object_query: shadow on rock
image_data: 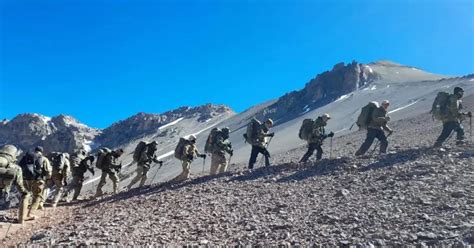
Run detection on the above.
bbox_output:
[359,147,431,172]
[277,157,351,183]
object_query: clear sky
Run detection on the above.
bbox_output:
[1,0,473,128]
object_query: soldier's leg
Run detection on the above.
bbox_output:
[138,167,149,187]
[315,145,323,160]
[248,146,259,169]
[453,122,465,143]
[355,129,377,156]
[18,192,30,224]
[28,180,45,217]
[127,166,143,189]
[434,122,455,146]
[210,154,220,175]
[52,175,64,207]
[376,130,389,154]
[260,147,271,167]
[300,143,317,163]
[218,154,228,173]
[95,172,108,196]
[109,172,120,194]
[72,176,84,201]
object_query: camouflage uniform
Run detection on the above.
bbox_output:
[66,155,95,201]
[0,145,30,224]
[355,106,392,155]
[48,153,70,207]
[174,140,204,182]
[299,117,332,163]
[434,92,467,146]
[248,123,273,169]
[95,150,123,196]
[24,151,52,219]
[127,143,162,189]
[210,130,232,175]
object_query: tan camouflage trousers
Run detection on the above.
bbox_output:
[95,170,119,196]
[174,160,191,182]
[210,153,227,175]
[24,180,45,217]
[50,172,66,207]
[127,164,149,189]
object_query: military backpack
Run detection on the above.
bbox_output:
[356,101,379,129]
[430,92,450,121]
[95,147,112,170]
[133,141,148,163]
[0,154,16,189]
[299,119,315,140]
[18,152,43,180]
[49,152,66,171]
[174,138,188,161]
[243,118,261,145]
[204,128,223,153]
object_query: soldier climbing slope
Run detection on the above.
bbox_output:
[299,113,334,163]
[127,141,163,190]
[95,148,124,197]
[205,127,233,175]
[0,145,30,224]
[47,152,70,208]
[355,100,393,156]
[245,118,274,169]
[65,154,95,202]
[173,135,206,182]
[432,87,472,147]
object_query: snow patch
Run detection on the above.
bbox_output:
[301,105,311,114]
[469,78,474,82]
[159,117,184,130]
[388,99,421,114]
[364,65,373,73]
[335,94,351,103]
[370,85,377,90]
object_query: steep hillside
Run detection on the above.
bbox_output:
[3,96,473,246]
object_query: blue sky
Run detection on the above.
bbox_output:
[1,0,473,128]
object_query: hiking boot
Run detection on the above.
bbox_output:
[456,140,465,145]
[25,215,36,221]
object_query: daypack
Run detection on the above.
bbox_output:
[204,128,223,153]
[0,154,16,188]
[133,141,148,163]
[49,152,66,171]
[174,138,188,160]
[96,147,112,170]
[299,119,315,140]
[18,152,43,180]
[243,118,261,145]
[431,92,450,120]
[356,101,379,129]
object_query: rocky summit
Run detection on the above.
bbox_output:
[3,103,473,246]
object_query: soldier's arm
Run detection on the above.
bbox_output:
[43,158,52,179]
[14,166,28,195]
[62,157,70,180]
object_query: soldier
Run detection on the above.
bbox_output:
[433,87,472,147]
[299,113,334,163]
[127,141,163,189]
[19,146,52,220]
[95,148,124,197]
[66,154,95,201]
[47,152,70,207]
[209,128,233,175]
[173,135,206,182]
[0,145,30,224]
[248,119,274,169]
[355,100,393,156]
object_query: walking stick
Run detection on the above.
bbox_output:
[258,136,273,167]
[149,161,164,185]
[470,115,472,142]
[202,156,206,174]
[329,136,333,159]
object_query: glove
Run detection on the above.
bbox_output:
[159,161,164,166]
[268,132,275,137]
[386,116,391,121]
[199,154,207,159]
[327,132,334,138]
[91,169,95,176]
[388,129,394,135]
[228,149,234,156]
[63,180,68,187]
[187,154,194,161]
[467,111,472,118]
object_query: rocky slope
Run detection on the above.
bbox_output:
[0,114,99,154]
[4,95,473,246]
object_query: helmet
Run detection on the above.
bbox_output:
[0,145,18,158]
[222,127,230,134]
[454,87,464,94]
[35,146,44,153]
[381,100,390,106]
[188,135,197,142]
[265,119,274,127]
[150,141,158,146]
[114,148,124,156]
[321,113,331,120]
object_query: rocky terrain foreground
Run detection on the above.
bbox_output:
[2,108,474,246]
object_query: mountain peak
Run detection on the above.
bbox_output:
[369,60,404,67]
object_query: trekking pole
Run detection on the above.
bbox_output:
[150,162,164,185]
[470,115,472,142]
[329,137,333,159]
[202,156,206,174]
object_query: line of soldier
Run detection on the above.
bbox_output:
[0,87,471,224]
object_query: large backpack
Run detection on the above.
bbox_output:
[204,128,222,153]
[95,148,112,170]
[174,138,188,160]
[49,152,66,171]
[299,119,315,140]
[430,92,450,120]
[0,154,17,188]
[243,118,261,145]
[18,152,43,180]
[356,102,379,129]
[133,141,148,163]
